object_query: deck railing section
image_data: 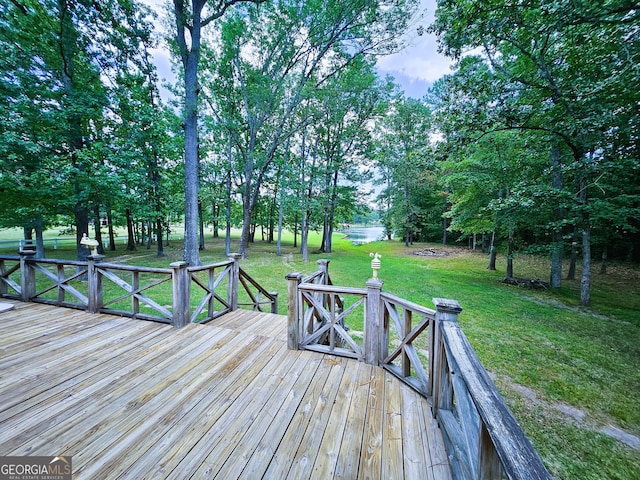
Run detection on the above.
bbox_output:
[287,260,552,480]
[0,250,277,328]
[0,255,25,299]
[238,267,278,313]
[381,291,436,397]
[187,260,234,324]
[91,260,174,323]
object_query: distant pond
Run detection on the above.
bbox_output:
[343,226,387,245]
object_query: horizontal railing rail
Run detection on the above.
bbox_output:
[286,260,552,480]
[0,251,275,328]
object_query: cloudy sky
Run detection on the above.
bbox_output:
[376,0,455,98]
[145,0,454,100]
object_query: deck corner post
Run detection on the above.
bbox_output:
[229,253,241,311]
[430,297,462,409]
[286,272,303,349]
[364,278,384,365]
[270,291,278,314]
[87,255,104,313]
[19,249,36,302]
[171,261,190,328]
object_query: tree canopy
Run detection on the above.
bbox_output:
[1,0,638,307]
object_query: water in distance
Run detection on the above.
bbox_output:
[344,226,386,245]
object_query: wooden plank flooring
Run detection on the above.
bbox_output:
[0,301,451,479]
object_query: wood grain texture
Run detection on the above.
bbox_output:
[0,300,451,479]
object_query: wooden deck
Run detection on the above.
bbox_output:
[0,301,451,479]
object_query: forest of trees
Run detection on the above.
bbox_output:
[1,0,638,306]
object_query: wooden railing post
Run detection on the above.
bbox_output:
[0,258,7,296]
[171,261,190,328]
[317,259,330,281]
[19,249,36,302]
[286,272,303,350]
[229,253,241,311]
[364,278,384,365]
[430,298,463,410]
[87,255,104,313]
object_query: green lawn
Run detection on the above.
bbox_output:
[2,227,639,479]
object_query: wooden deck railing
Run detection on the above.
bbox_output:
[0,250,277,327]
[287,260,552,480]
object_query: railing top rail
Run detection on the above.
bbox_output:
[298,282,367,297]
[0,255,20,261]
[188,259,233,273]
[23,258,88,267]
[301,270,324,284]
[239,268,277,300]
[381,291,436,317]
[95,262,172,275]
[441,320,551,479]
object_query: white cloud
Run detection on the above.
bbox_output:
[376,0,455,94]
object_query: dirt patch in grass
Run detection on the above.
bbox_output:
[410,245,473,257]
[498,374,640,451]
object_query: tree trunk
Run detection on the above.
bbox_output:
[579,176,591,306]
[581,212,591,306]
[487,231,497,270]
[146,220,153,250]
[238,199,253,257]
[442,191,449,246]
[198,201,205,250]
[125,208,136,251]
[93,204,104,254]
[34,216,45,259]
[550,145,563,288]
[75,204,90,261]
[301,211,310,263]
[225,169,232,256]
[567,228,578,280]
[107,206,116,251]
[174,0,204,266]
[325,169,339,254]
[140,220,146,246]
[212,203,219,238]
[600,246,608,274]
[156,219,165,257]
[506,225,514,280]
[276,174,285,256]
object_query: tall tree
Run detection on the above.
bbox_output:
[171,0,266,266]
[375,95,436,245]
[203,0,418,258]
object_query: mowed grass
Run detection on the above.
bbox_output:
[2,228,639,479]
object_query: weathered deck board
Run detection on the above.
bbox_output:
[0,300,452,479]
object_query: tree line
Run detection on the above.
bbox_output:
[1,0,638,307]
